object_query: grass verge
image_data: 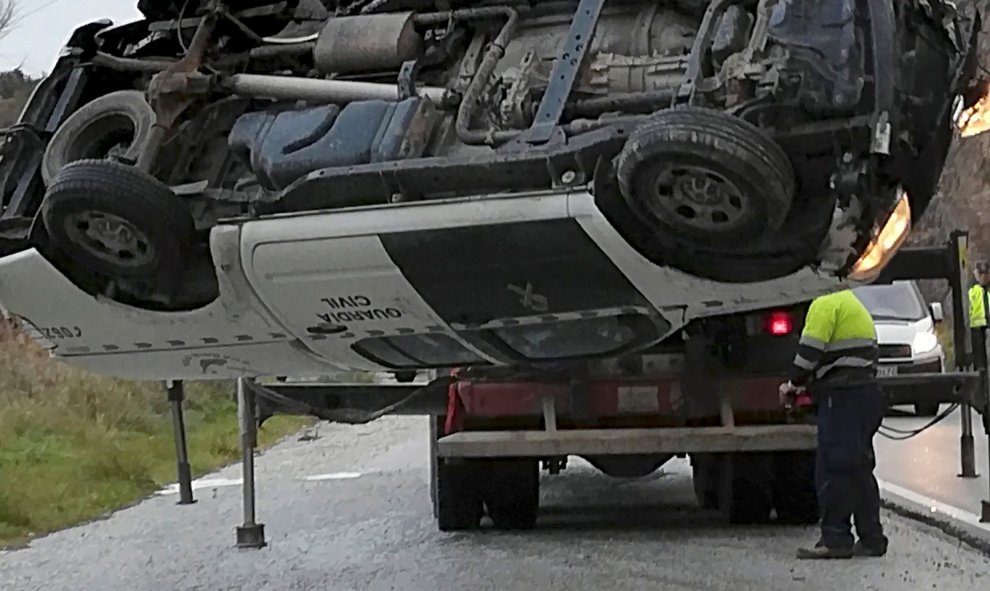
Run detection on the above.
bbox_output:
[0,322,311,549]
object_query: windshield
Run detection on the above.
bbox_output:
[852,281,927,321]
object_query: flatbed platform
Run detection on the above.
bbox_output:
[436,424,818,458]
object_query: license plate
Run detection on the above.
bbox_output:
[877,365,898,377]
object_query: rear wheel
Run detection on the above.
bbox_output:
[616,106,795,249]
[435,459,485,531]
[772,450,820,525]
[716,453,774,524]
[690,453,720,510]
[483,459,540,530]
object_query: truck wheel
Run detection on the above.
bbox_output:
[771,450,820,525]
[690,453,719,510]
[717,453,774,525]
[483,459,540,530]
[435,459,484,531]
[616,106,795,248]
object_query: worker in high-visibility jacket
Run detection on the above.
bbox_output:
[779,289,887,560]
[968,261,990,329]
[969,262,990,371]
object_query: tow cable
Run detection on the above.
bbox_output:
[877,403,961,440]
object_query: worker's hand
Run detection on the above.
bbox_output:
[778,381,804,406]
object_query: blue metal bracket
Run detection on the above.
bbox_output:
[523,0,606,145]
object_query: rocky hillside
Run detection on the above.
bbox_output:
[904,2,989,310]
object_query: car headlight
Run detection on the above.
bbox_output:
[849,191,911,283]
[912,331,939,356]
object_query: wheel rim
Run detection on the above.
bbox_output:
[63,210,156,269]
[649,164,749,235]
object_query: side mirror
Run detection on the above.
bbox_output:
[930,302,944,323]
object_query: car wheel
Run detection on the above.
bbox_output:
[40,159,197,284]
[41,90,157,185]
[616,106,795,248]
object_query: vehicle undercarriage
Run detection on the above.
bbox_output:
[0,0,981,314]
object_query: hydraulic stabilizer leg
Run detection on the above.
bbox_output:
[235,377,266,549]
[167,380,196,505]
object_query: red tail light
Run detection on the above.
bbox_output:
[766,311,794,336]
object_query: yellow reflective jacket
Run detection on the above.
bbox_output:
[789,289,878,387]
[969,284,988,328]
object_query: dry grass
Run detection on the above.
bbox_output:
[0,320,310,548]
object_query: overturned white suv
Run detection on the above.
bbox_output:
[0,0,983,380]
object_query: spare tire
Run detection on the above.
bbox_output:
[40,159,197,284]
[41,90,156,186]
[616,106,795,248]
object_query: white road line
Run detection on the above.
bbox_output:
[155,478,243,496]
[302,472,363,482]
[155,472,364,495]
[876,478,990,535]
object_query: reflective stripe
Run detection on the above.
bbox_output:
[799,335,826,350]
[824,338,877,352]
[794,354,818,370]
[815,356,875,379]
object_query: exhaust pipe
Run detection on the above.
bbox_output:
[223,73,448,104]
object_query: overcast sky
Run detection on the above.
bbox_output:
[0,0,142,75]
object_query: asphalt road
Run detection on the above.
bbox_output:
[875,405,989,513]
[2,415,990,591]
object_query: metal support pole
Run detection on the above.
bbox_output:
[981,330,990,520]
[959,404,978,478]
[983,411,990,521]
[166,380,196,505]
[950,231,978,478]
[235,378,266,549]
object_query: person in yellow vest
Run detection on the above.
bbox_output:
[969,261,990,367]
[779,289,887,559]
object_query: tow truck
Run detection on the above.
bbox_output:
[156,231,984,546]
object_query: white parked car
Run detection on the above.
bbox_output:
[852,280,945,416]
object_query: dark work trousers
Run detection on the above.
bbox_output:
[814,382,887,550]
[971,327,987,370]
[972,328,990,433]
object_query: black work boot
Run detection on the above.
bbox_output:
[853,540,887,557]
[796,544,854,559]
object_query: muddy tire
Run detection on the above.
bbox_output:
[40,159,196,284]
[616,106,795,248]
[41,90,156,185]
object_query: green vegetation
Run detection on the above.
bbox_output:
[0,61,310,549]
[0,321,310,548]
[0,68,36,127]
